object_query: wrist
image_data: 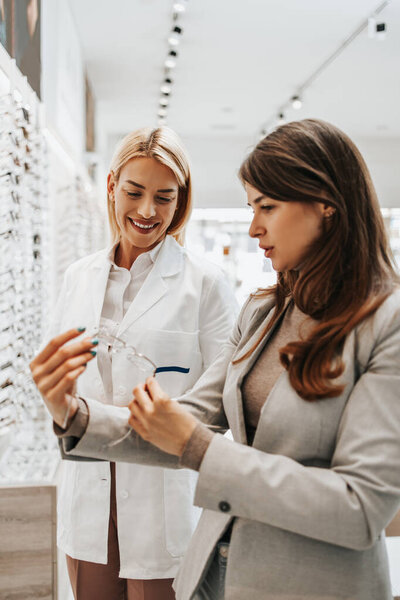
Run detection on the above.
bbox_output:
[58,394,79,430]
[178,416,198,457]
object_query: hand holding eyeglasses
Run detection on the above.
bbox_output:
[128,377,198,457]
[29,328,97,429]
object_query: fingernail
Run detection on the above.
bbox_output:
[90,350,97,357]
[77,326,86,332]
[91,338,99,346]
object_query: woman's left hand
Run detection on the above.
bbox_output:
[128,377,198,456]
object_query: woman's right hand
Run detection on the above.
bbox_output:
[29,328,97,429]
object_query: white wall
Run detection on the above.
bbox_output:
[41,0,85,161]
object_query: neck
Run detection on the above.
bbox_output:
[114,238,163,269]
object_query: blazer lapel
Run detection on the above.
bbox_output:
[118,235,183,336]
[229,296,292,444]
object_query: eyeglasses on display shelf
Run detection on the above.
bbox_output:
[0,90,56,484]
[54,176,107,293]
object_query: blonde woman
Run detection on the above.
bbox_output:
[31,127,237,599]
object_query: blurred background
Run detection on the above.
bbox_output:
[0,1,399,598]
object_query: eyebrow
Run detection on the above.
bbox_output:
[125,179,177,193]
[247,195,265,206]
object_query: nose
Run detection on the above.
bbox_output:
[248,213,264,239]
[137,196,156,219]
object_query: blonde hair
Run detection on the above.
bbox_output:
[107,127,192,245]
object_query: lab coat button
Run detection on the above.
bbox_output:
[118,385,127,395]
[218,501,231,513]
[121,490,129,499]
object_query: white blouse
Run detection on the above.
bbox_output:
[97,239,163,403]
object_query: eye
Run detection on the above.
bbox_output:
[261,204,275,212]
[127,192,141,198]
[156,196,173,203]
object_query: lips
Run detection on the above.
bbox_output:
[128,217,159,233]
[261,246,274,258]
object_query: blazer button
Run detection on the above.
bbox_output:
[218,501,231,513]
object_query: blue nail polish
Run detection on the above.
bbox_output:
[90,350,97,357]
[77,326,86,332]
[91,338,99,346]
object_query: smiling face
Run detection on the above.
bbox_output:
[246,182,331,272]
[108,157,179,266]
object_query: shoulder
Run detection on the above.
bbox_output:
[237,288,276,334]
[355,286,400,362]
[63,248,109,280]
[180,244,227,282]
[358,286,400,337]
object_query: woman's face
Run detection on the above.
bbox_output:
[108,157,179,257]
[246,182,329,272]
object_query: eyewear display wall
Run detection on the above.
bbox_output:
[0,91,55,482]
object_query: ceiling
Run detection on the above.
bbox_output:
[68,0,400,208]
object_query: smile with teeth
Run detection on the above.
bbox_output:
[128,218,158,230]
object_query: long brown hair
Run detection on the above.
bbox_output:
[237,119,398,401]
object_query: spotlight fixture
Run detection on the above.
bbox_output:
[368,16,387,39]
[277,113,286,125]
[376,22,387,40]
[158,117,167,126]
[165,50,178,69]
[161,78,173,94]
[168,26,183,47]
[158,107,167,117]
[160,97,169,107]
[173,2,186,14]
[291,95,302,110]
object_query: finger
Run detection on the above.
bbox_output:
[38,352,94,395]
[30,327,87,367]
[146,377,169,402]
[47,365,86,402]
[132,384,153,413]
[34,337,97,380]
[128,413,150,441]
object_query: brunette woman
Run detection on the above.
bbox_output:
[36,119,400,599]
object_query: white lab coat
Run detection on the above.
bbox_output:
[48,235,238,579]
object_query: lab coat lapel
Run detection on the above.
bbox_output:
[89,248,112,330]
[229,296,291,444]
[118,236,183,336]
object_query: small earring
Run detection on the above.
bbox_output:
[325,209,336,218]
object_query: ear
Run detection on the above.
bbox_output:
[322,203,336,218]
[107,171,116,201]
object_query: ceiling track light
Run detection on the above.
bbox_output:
[291,95,302,110]
[168,25,183,46]
[256,0,390,140]
[158,108,167,117]
[173,2,186,15]
[277,113,286,125]
[160,97,169,107]
[165,49,178,69]
[161,78,173,94]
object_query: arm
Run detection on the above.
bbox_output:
[194,304,400,550]
[58,327,238,463]
[57,295,255,462]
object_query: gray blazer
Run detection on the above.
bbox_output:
[60,288,400,600]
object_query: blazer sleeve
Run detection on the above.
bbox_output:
[193,295,400,550]
[58,295,249,464]
[198,270,239,370]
